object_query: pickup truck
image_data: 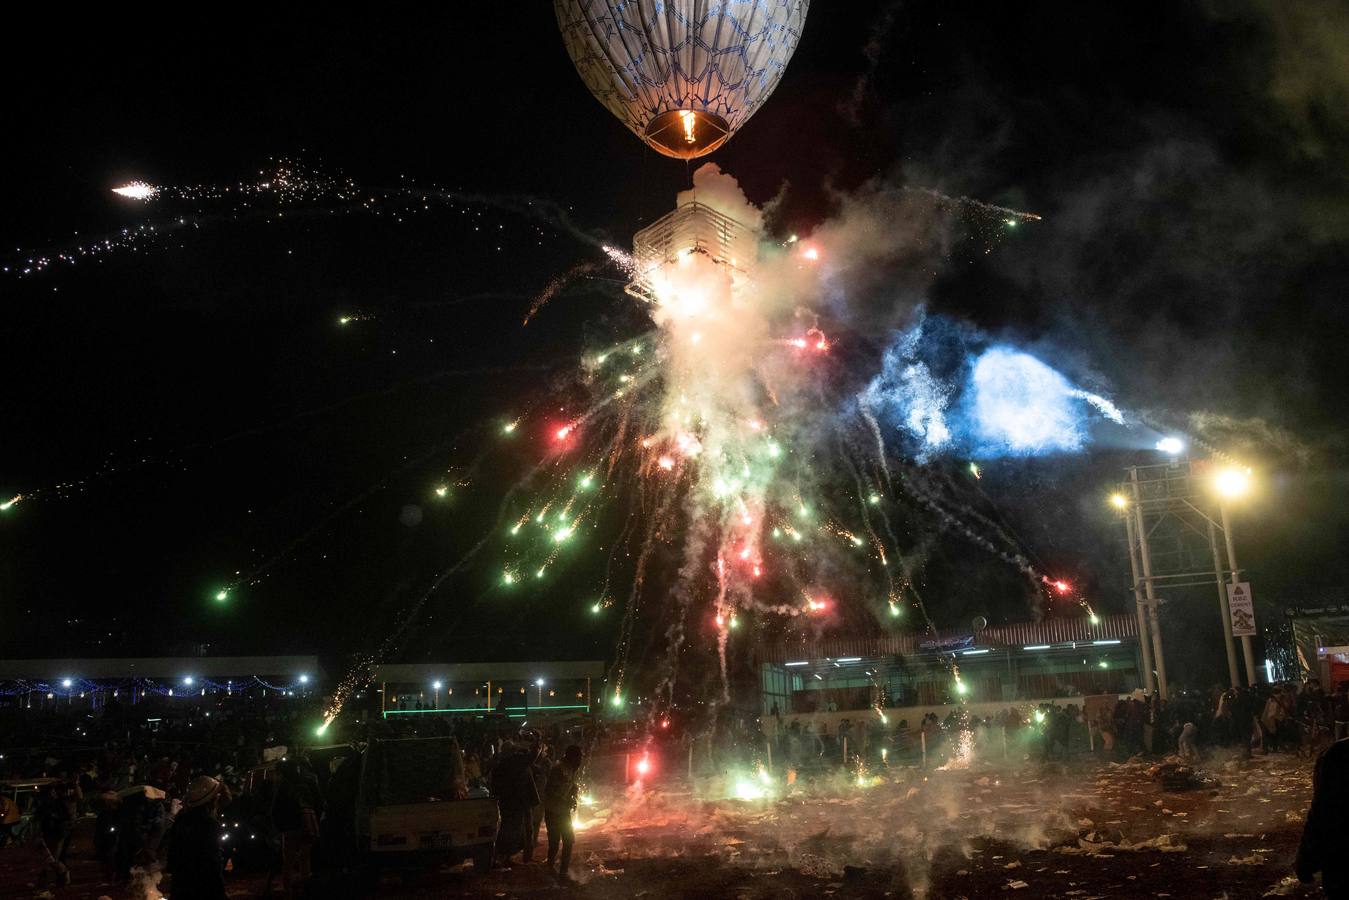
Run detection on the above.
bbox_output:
[354,736,498,871]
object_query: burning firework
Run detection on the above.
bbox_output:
[112,181,160,200]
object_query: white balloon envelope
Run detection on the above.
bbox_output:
[555,0,810,159]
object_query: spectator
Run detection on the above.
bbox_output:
[168,776,228,900]
[544,745,583,884]
[1297,738,1349,896]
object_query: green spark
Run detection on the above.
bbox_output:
[509,524,521,536]
[888,604,901,618]
[502,421,518,435]
[578,473,594,489]
[868,493,880,505]
[502,571,516,586]
[591,602,602,614]
[553,526,574,543]
[850,536,864,547]
[536,567,546,579]
[434,485,448,498]
[214,589,229,602]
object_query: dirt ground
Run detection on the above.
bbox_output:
[0,751,1324,899]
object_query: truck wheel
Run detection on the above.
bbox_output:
[472,844,493,872]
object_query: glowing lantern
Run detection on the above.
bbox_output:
[555,0,810,159]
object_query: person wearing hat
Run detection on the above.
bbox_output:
[168,775,229,900]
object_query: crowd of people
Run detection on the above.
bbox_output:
[0,696,592,894]
[761,679,1349,772]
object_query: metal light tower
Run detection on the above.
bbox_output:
[1114,446,1254,692]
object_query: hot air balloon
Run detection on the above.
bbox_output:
[555,0,810,160]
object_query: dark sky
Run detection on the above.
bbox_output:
[2,3,1347,685]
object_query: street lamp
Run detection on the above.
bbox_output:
[1215,467,1250,498]
[432,680,442,709]
[1213,467,1257,685]
[1109,493,1129,510]
[535,678,545,708]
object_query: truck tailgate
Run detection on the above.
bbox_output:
[369,798,498,852]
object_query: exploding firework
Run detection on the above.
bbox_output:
[8,157,1160,733]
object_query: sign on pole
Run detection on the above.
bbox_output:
[1227,582,1257,636]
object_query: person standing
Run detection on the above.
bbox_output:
[490,742,539,866]
[528,742,550,860]
[272,759,323,898]
[544,745,583,884]
[168,776,228,900]
[1297,738,1349,897]
[35,777,81,886]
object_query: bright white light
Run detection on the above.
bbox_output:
[732,778,765,800]
[112,182,159,200]
[432,680,443,690]
[535,678,545,686]
[1155,437,1185,454]
[183,677,194,686]
[1215,467,1251,498]
[61,678,73,688]
[299,674,309,684]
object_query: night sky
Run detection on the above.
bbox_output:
[3,3,1347,686]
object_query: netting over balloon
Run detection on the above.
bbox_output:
[555,0,809,158]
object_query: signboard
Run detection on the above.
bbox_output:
[1227,582,1257,636]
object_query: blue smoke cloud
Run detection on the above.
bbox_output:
[859,314,1128,459]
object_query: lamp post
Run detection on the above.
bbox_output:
[1128,469,1169,700]
[432,680,442,710]
[1207,517,1241,688]
[1215,467,1258,686]
[536,678,545,708]
[1114,494,1157,697]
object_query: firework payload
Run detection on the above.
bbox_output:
[555,0,809,159]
